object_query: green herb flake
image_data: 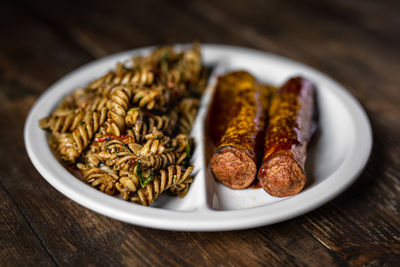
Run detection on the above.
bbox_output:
[172,174,177,183]
[185,138,191,158]
[162,52,169,62]
[128,107,140,112]
[137,161,154,188]
[105,141,115,148]
[143,172,153,188]
[80,121,85,125]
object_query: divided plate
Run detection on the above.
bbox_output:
[24,44,372,231]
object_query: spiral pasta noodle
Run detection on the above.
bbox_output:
[40,43,207,206]
[170,177,194,198]
[54,107,108,161]
[178,98,200,135]
[132,165,194,206]
[77,164,119,195]
[88,66,155,91]
[93,85,134,137]
[40,110,85,134]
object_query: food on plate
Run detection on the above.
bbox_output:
[257,77,316,197]
[208,73,317,197]
[209,71,271,189]
[40,41,318,203]
[39,43,209,206]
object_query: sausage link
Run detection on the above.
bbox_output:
[257,77,315,197]
[210,71,269,189]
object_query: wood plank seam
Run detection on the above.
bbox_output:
[171,0,280,53]
[20,0,98,60]
[0,178,59,266]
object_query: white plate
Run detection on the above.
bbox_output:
[24,44,372,231]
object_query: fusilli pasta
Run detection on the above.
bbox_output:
[40,43,208,206]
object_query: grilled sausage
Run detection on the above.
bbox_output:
[210,71,269,189]
[257,77,315,197]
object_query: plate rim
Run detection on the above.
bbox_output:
[24,44,372,231]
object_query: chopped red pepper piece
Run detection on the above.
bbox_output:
[95,134,134,144]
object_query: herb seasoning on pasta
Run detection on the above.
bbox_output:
[39,43,208,206]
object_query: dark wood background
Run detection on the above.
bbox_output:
[1,0,399,266]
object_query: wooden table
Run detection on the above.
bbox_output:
[1,0,399,266]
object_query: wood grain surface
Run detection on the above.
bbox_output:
[1,0,399,266]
